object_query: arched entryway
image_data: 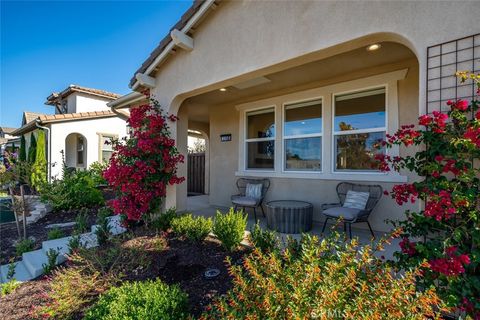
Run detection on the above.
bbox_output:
[65,133,87,169]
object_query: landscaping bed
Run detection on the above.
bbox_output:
[0,225,248,319]
[0,208,99,265]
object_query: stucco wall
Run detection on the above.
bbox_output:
[206,59,419,232]
[71,93,112,114]
[149,0,479,114]
[140,0,478,224]
[49,117,127,179]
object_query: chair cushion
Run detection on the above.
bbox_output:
[323,207,361,221]
[231,195,258,207]
[245,183,262,199]
[343,190,369,210]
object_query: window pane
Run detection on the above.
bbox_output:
[334,88,385,131]
[247,108,275,139]
[77,137,84,151]
[247,141,274,169]
[284,99,322,136]
[335,132,385,171]
[102,151,113,163]
[77,151,84,165]
[102,136,113,151]
[285,137,321,171]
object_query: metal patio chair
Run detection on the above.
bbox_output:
[321,182,383,239]
[231,178,270,222]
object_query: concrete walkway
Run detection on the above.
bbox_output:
[0,215,127,284]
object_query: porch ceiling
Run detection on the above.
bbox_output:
[185,41,415,113]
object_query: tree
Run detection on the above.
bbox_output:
[19,135,26,162]
[28,133,37,164]
[31,130,47,191]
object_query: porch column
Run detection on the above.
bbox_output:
[165,104,188,212]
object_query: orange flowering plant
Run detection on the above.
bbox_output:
[377,72,480,317]
[200,232,443,320]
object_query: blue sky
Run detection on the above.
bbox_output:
[1,0,193,128]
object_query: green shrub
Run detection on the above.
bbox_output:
[47,227,65,240]
[68,234,81,253]
[33,240,146,319]
[201,233,443,320]
[249,222,279,253]
[27,133,37,164]
[171,214,212,242]
[31,130,47,191]
[42,248,59,274]
[95,207,112,246]
[89,161,108,186]
[40,154,104,211]
[75,208,89,234]
[15,238,34,256]
[1,280,21,296]
[151,207,177,231]
[84,279,189,320]
[212,208,247,251]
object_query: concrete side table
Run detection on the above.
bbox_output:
[266,200,313,233]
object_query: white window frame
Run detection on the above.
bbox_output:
[244,106,276,171]
[282,97,324,173]
[332,86,387,173]
[97,133,117,164]
[235,69,407,182]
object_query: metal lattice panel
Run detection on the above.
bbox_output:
[427,33,480,114]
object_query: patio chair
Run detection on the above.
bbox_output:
[321,182,382,239]
[231,178,270,222]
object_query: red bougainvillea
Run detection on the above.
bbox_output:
[377,72,480,317]
[103,94,184,221]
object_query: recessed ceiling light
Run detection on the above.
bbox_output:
[366,43,381,52]
[219,88,227,92]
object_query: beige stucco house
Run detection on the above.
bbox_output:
[12,85,128,180]
[109,0,480,231]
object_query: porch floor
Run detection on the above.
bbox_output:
[186,195,401,260]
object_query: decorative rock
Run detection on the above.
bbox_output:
[0,215,126,284]
[45,222,76,229]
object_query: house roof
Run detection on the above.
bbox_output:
[128,0,213,88]
[12,110,117,136]
[23,112,45,125]
[45,85,121,106]
[0,127,17,134]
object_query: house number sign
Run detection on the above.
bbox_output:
[220,134,232,142]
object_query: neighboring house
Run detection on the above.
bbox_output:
[12,85,128,180]
[109,0,480,231]
[0,126,20,148]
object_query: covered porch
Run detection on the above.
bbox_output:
[186,195,401,260]
[174,37,420,234]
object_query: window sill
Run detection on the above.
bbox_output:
[235,171,407,183]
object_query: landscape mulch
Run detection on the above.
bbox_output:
[0,225,249,319]
[0,208,98,265]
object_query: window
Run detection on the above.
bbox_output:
[60,100,68,114]
[101,135,114,163]
[245,108,275,169]
[334,88,386,171]
[284,99,322,171]
[77,136,85,166]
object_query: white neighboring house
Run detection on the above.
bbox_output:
[0,127,20,153]
[12,85,128,180]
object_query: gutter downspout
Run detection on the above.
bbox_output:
[35,120,51,183]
